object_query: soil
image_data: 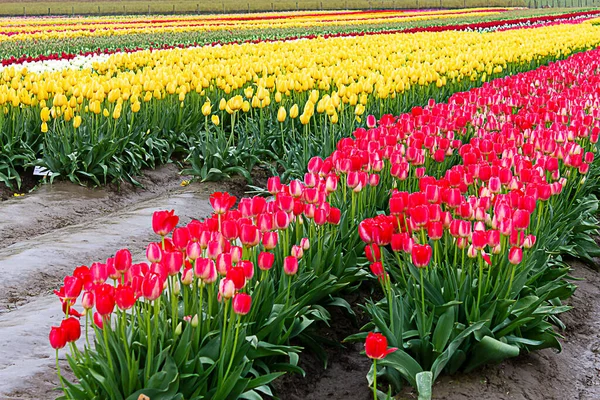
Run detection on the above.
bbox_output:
[0,166,599,400]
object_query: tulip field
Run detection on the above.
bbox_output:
[1,6,600,400]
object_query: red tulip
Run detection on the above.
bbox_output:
[291,245,304,259]
[142,273,163,301]
[95,290,115,316]
[61,317,81,343]
[232,293,252,315]
[93,312,104,329]
[369,262,384,278]
[49,326,67,350]
[226,267,246,290]
[164,251,184,276]
[90,262,108,285]
[267,176,282,194]
[146,242,162,263]
[365,332,397,360]
[262,231,278,250]
[186,241,202,261]
[411,244,432,268]
[328,207,341,225]
[115,285,136,310]
[152,210,179,236]
[513,210,530,230]
[219,278,235,300]
[240,224,260,247]
[210,192,237,215]
[284,256,299,275]
[63,275,83,300]
[508,247,523,265]
[82,291,94,310]
[366,115,377,128]
[172,227,191,251]
[365,244,381,263]
[114,249,132,274]
[258,252,275,271]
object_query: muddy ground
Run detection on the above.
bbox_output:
[0,166,599,399]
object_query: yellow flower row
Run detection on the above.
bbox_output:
[0,8,507,43]
[1,22,598,131]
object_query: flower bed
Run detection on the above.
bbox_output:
[48,44,600,399]
[2,21,600,192]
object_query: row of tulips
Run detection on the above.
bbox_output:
[0,9,506,43]
[47,31,600,400]
[3,21,600,189]
[3,8,582,65]
[350,49,600,397]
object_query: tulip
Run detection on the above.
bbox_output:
[142,273,163,301]
[146,242,162,263]
[232,293,252,315]
[82,291,94,310]
[206,240,223,260]
[369,262,385,278]
[226,267,246,290]
[172,227,191,251]
[115,285,136,310]
[267,176,282,194]
[93,312,104,329]
[163,251,184,276]
[95,291,115,316]
[262,231,278,250]
[90,262,108,285]
[209,192,237,215]
[60,317,81,343]
[365,244,381,263]
[258,252,275,271]
[328,207,341,225]
[240,225,260,247]
[411,244,432,268]
[240,260,255,280]
[274,210,291,230]
[365,332,397,360]
[284,256,299,275]
[508,247,523,265]
[219,278,235,300]
[152,210,179,236]
[49,326,67,350]
[114,249,132,274]
[291,245,304,259]
[230,246,243,264]
[366,115,377,128]
[216,253,232,276]
[63,276,83,300]
[186,241,202,261]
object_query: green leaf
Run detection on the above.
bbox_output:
[416,371,433,400]
[432,308,454,353]
[464,336,520,373]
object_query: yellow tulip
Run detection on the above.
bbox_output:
[73,115,82,129]
[211,115,220,126]
[277,106,286,123]
[290,104,299,119]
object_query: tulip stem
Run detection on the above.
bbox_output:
[285,275,292,309]
[145,302,152,384]
[198,282,204,342]
[372,359,378,400]
[475,256,484,319]
[85,310,91,348]
[55,349,66,394]
[102,316,114,372]
[224,315,240,379]
[419,268,426,334]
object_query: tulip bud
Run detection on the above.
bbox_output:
[508,247,523,265]
[174,322,182,336]
[219,278,235,299]
[284,256,299,276]
[60,317,81,343]
[365,332,397,360]
[191,314,199,327]
[258,252,275,271]
[114,249,132,274]
[232,293,252,315]
[49,326,67,350]
[146,242,162,263]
